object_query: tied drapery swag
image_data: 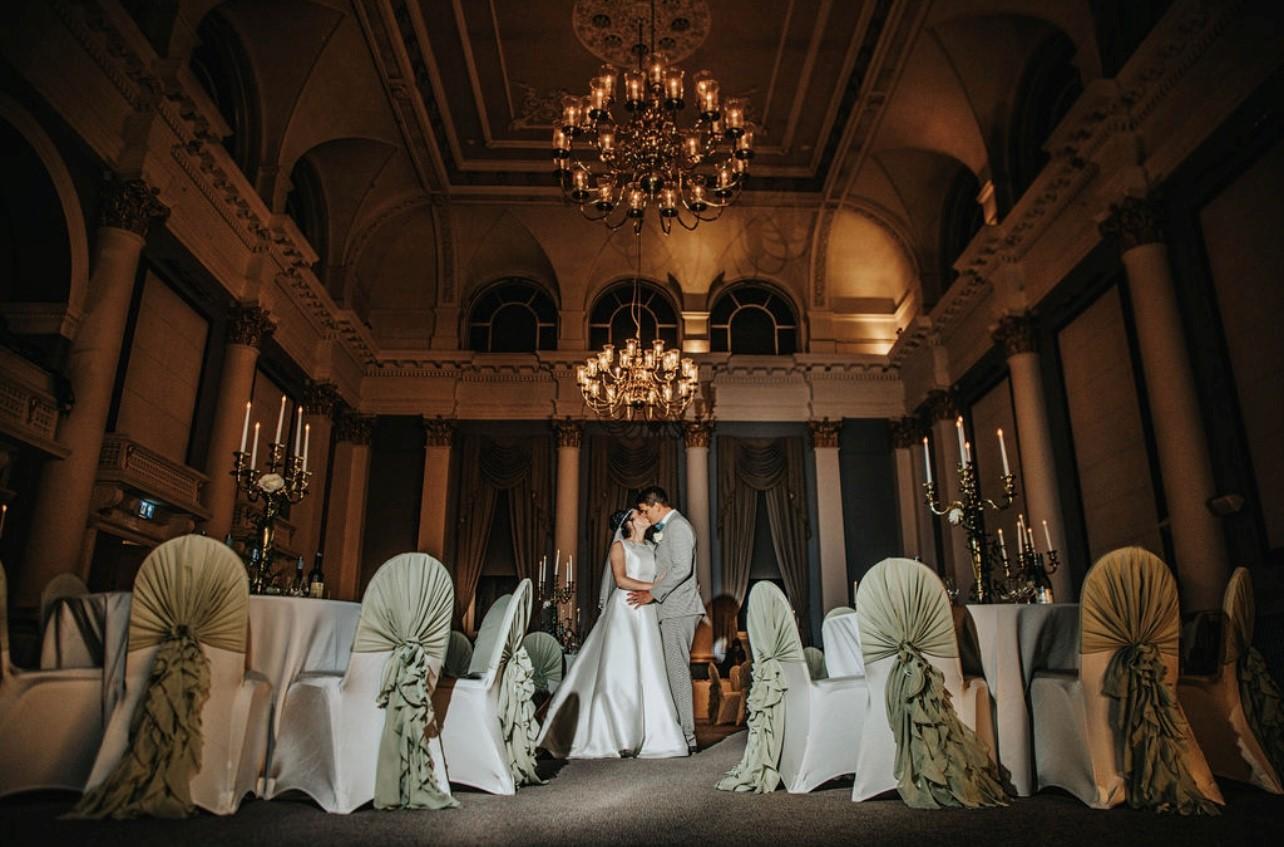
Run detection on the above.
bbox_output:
[1224,567,1284,779]
[355,553,458,810]
[716,582,803,793]
[493,583,545,787]
[585,432,679,627]
[453,434,553,625]
[73,536,249,819]
[1081,547,1219,815]
[717,436,810,635]
[859,558,1010,809]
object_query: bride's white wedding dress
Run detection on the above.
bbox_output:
[536,540,688,759]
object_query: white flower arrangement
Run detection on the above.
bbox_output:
[258,472,286,494]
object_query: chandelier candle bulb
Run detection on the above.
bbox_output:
[561,96,584,132]
[664,67,684,107]
[274,395,287,444]
[724,98,745,136]
[922,436,933,485]
[553,127,569,155]
[598,125,616,152]
[734,128,755,159]
[597,64,617,97]
[997,428,1010,476]
[646,52,668,85]
[240,401,252,452]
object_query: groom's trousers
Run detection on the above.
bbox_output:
[659,613,702,747]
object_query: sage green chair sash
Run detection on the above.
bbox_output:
[354,552,457,810]
[1081,547,1219,815]
[74,535,248,819]
[522,631,562,694]
[804,646,827,680]
[716,581,802,793]
[858,557,1009,809]
[444,630,473,678]
[496,580,544,787]
[1224,567,1284,777]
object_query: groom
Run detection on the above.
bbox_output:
[628,485,704,752]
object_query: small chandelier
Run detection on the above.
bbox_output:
[554,3,753,234]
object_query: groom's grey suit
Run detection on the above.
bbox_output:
[649,509,705,747]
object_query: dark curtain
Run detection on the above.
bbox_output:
[717,436,811,636]
[584,432,679,626]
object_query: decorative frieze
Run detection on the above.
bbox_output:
[98,177,169,235]
[992,312,1038,357]
[1099,195,1166,250]
[226,304,275,349]
[424,415,455,448]
[809,418,842,449]
[553,418,583,449]
[335,413,376,445]
[683,418,715,449]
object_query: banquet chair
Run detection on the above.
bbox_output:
[804,646,827,680]
[1178,567,1282,793]
[1029,547,1223,813]
[716,582,867,794]
[0,563,106,797]
[39,572,89,639]
[75,536,273,817]
[269,552,456,812]
[822,606,863,678]
[444,629,473,678]
[851,558,1005,807]
[726,663,748,725]
[523,631,564,695]
[434,579,543,794]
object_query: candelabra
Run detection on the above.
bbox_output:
[1002,542,1061,604]
[538,553,580,651]
[923,462,1016,604]
[232,434,310,594]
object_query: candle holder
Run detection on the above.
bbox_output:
[924,463,1016,603]
[538,553,579,651]
[232,441,310,594]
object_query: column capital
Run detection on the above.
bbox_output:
[809,418,841,449]
[335,413,375,445]
[683,418,715,448]
[226,304,276,348]
[889,416,927,449]
[553,417,583,448]
[1099,194,1165,250]
[992,312,1038,357]
[99,177,170,235]
[922,388,960,422]
[423,415,455,447]
[302,380,341,416]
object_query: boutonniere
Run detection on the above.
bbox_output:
[652,529,665,543]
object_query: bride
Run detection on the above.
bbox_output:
[536,508,688,759]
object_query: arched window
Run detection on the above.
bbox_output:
[935,168,984,308]
[189,12,259,178]
[709,283,798,355]
[589,280,679,349]
[1007,32,1083,205]
[285,156,327,282]
[468,279,558,353]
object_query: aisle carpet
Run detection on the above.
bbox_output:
[2,727,1280,846]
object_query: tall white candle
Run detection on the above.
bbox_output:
[240,401,252,452]
[1017,514,1026,554]
[955,416,967,463]
[922,437,933,485]
[0,504,7,539]
[555,549,560,581]
[302,424,310,473]
[964,440,972,464]
[274,395,287,444]
[250,421,261,470]
[1042,520,1053,551]
[997,428,1010,476]
[997,528,1008,563]
[294,408,303,454]
[568,555,574,586]
[1027,525,1038,553]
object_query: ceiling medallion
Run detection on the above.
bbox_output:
[572,0,710,67]
[556,0,753,236]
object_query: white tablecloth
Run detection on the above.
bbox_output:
[961,603,1079,796]
[821,613,864,678]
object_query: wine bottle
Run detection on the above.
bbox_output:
[309,552,325,598]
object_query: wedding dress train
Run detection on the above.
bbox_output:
[536,540,687,759]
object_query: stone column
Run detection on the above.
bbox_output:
[552,419,582,598]
[18,178,168,605]
[202,305,275,541]
[292,381,339,566]
[1101,197,1229,609]
[993,313,1074,602]
[683,419,714,604]
[925,389,972,592]
[810,419,848,614]
[417,417,454,559]
[890,417,927,561]
[323,413,374,601]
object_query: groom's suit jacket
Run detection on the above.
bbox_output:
[650,510,705,621]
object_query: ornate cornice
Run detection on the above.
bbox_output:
[683,418,715,449]
[889,416,926,449]
[302,381,341,416]
[808,418,841,449]
[335,413,376,445]
[1099,195,1165,250]
[922,389,959,422]
[225,304,275,349]
[99,177,169,235]
[423,415,455,447]
[553,418,583,449]
[992,312,1038,358]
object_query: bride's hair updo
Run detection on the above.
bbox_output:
[609,509,634,539]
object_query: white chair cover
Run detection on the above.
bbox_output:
[1179,567,1282,793]
[270,552,456,813]
[1030,547,1223,813]
[822,606,863,678]
[851,558,1004,807]
[77,536,272,817]
[716,582,867,794]
[523,631,563,695]
[0,562,106,797]
[434,580,542,794]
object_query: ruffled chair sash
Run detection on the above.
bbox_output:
[1224,567,1284,778]
[496,581,543,786]
[522,631,563,694]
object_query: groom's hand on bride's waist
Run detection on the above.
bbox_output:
[626,589,654,607]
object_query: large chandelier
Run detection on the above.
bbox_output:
[554,3,753,234]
